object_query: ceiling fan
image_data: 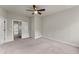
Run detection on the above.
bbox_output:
[26,5,45,15]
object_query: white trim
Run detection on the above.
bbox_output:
[43,35,79,48]
[12,19,14,41]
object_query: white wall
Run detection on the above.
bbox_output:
[43,6,79,46]
[34,15,42,39]
[0,7,30,44]
[22,21,29,38]
[7,14,30,41]
[0,8,9,44]
[0,7,42,44]
[6,17,14,42]
[0,17,5,44]
[30,15,42,39]
[29,17,35,38]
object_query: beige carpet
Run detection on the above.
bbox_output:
[0,37,79,54]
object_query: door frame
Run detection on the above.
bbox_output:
[12,19,22,40]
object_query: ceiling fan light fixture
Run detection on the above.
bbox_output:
[34,11,38,14]
[27,5,45,15]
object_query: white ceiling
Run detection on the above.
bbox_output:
[0,5,76,17]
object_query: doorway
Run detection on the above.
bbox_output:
[13,21,22,40]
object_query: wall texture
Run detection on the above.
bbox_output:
[43,6,79,47]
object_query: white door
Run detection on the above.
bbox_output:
[22,22,29,38]
[0,17,5,44]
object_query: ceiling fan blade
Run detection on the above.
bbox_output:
[38,11,42,15]
[37,9,45,11]
[26,9,33,11]
[32,13,34,15]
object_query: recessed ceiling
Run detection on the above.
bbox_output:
[0,5,76,17]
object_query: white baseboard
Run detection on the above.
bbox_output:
[43,36,79,48]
